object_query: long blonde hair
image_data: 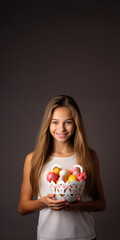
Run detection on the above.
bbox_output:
[30,95,95,197]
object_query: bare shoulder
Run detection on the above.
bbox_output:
[25,152,34,163]
[23,152,34,172]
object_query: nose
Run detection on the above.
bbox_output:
[59,123,65,132]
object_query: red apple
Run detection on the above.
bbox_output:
[47,172,59,183]
[77,172,82,182]
[77,172,87,182]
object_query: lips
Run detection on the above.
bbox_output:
[56,133,68,138]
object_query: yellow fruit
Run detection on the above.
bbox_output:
[53,167,60,175]
[64,172,71,182]
[68,175,77,183]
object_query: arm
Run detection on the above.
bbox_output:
[18,153,66,215]
[65,150,106,211]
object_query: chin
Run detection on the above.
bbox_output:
[55,136,70,142]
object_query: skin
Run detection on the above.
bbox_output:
[49,107,75,156]
[18,107,106,215]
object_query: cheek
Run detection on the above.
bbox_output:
[49,124,56,133]
[67,124,75,133]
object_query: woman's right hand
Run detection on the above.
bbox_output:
[18,153,66,215]
[41,194,66,211]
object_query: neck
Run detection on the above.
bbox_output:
[52,140,74,155]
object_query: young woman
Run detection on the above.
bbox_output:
[18,95,106,240]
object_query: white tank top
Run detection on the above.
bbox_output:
[37,154,96,240]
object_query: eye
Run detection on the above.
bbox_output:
[52,121,58,125]
[65,121,72,125]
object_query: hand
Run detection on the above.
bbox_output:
[64,197,81,211]
[42,194,66,211]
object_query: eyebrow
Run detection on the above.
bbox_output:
[51,118,73,121]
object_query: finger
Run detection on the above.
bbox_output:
[47,194,55,198]
[47,194,66,203]
[50,206,65,211]
[48,199,66,205]
[49,202,66,207]
[54,200,66,205]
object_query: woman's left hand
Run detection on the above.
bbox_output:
[64,197,81,211]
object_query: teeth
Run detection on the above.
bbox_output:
[56,133,67,137]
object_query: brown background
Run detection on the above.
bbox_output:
[1,1,120,239]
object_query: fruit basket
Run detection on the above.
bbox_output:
[46,164,87,202]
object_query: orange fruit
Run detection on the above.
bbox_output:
[68,175,77,183]
[53,167,60,175]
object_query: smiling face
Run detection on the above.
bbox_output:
[49,107,75,143]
